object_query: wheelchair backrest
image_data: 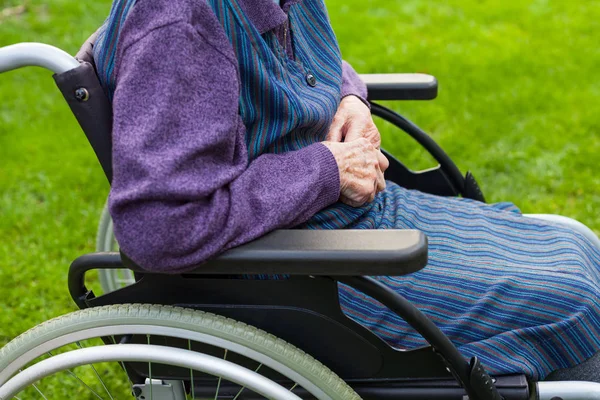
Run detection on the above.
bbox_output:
[53,34,114,183]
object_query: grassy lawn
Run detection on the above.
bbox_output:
[1,0,599,363]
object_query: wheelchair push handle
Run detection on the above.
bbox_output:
[0,42,79,75]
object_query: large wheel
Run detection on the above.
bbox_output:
[0,304,360,400]
[96,200,135,293]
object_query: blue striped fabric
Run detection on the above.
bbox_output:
[92,0,137,100]
[94,0,600,379]
[326,185,600,378]
[209,0,342,159]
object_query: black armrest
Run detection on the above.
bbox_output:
[119,229,427,276]
[69,230,427,307]
[361,73,438,101]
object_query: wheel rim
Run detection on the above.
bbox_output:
[0,344,302,400]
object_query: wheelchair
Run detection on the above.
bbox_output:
[1,40,600,400]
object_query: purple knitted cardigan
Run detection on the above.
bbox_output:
[109,0,368,272]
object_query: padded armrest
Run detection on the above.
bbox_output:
[120,229,428,276]
[361,73,438,101]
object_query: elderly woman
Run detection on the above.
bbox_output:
[94,0,600,382]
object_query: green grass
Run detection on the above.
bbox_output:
[1,0,599,355]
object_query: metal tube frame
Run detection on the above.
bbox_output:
[537,381,600,399]
[0,43,79,75]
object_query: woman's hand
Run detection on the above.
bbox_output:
[322,138,385,207]
[322,95,389,207]
[326,96,389,173]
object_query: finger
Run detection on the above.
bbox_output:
[339,195,363,208]
[344,128,363,143]
[342,117,365,143]
[344,121,370,142]
[326,115,346,142]
[365,124,382,149]
[377,150,389,172]
[374,125,382,149]
[376,166,386,193]
[369,179,378,202]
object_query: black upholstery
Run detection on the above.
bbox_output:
[53,61,113,183]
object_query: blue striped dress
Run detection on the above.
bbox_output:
[95,0,600,380]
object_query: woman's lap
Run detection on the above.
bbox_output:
[337,182,600,379]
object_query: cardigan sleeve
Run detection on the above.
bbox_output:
[341,60,368,104]
[109,20,340,273]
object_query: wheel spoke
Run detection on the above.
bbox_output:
[188,340,195,400]
[213,349,228,400]
[32,383,49,400]
[147,334,153,400]
[112,335,130,376]
[15,369,50,400]
[232,363,262,400]
[63,369,106,400]
[75,342,115,400]
[119,334,133,344]
[289,383,298,392]
[47,352,105,400]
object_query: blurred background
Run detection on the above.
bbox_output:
[1,0,599,347]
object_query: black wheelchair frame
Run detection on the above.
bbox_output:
[50,50,534,399]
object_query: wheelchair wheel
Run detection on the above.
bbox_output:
[96,200,136,293]
[0,304,360,400]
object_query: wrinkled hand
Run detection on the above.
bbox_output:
[323,96,388,207]
[326,95,389,174]
[322,138,385,207]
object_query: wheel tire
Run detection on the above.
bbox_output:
[0,304,361,400]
